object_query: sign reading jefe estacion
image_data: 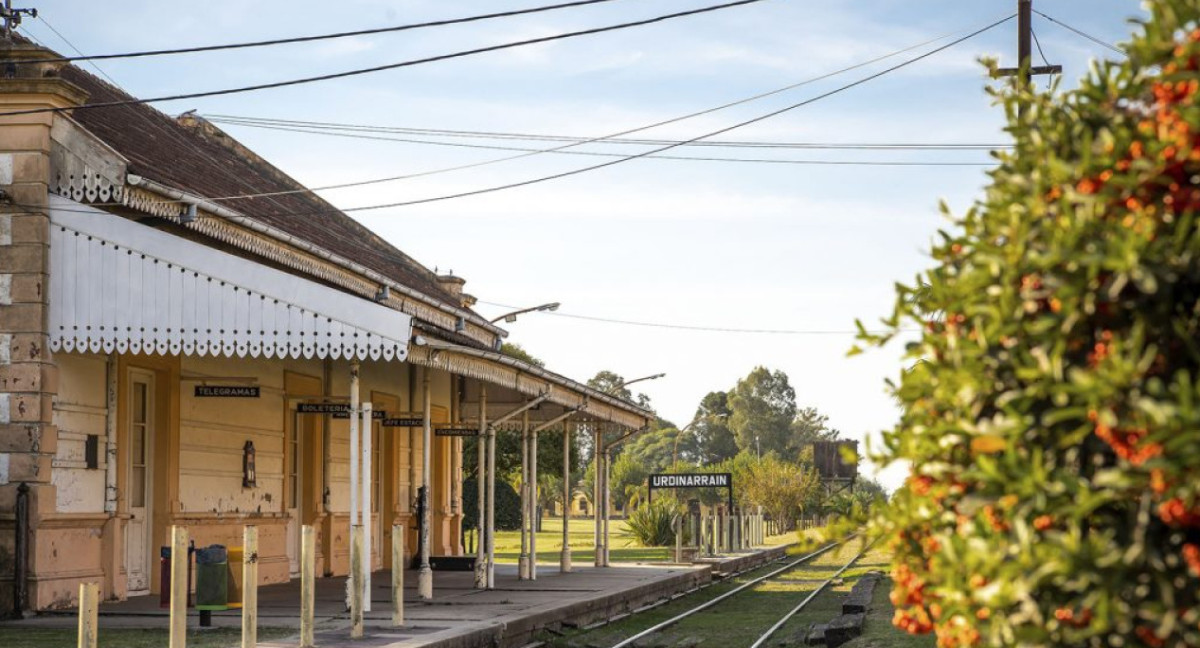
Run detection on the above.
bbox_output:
[649,473,731,489]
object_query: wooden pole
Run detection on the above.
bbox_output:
[300,525,315,648]
[392,525,404,627]
[169,525,188,648]
[77,582,98,648]
[350,525,364,639]
[242,525,258,648]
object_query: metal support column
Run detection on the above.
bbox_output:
[561,422,572,573]
[474,387,488,589]
[418,371,433,599]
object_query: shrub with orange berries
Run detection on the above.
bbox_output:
[858,3,1200,645]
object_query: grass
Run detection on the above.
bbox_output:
[489,517,671,564]
[0,626,294,648]
[541,535,916,648]
[840,576,936,648]
[487,516,791,565]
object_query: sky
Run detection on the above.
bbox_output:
[21,0,1148,491]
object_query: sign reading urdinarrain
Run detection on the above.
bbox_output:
[649,473,731,489]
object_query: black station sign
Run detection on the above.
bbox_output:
[195,385,260,398]
[296,403,386,419]
[434,427,480,437]
[649,473,731,489]
[383,417,425,427]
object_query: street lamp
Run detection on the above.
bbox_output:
[489,302,560,324]
[609,373,666,393]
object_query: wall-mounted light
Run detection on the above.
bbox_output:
[242,441,257,488]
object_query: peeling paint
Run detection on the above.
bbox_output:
[0,453,8,484]
[0,213,11,246]
[0,274,10,306]
[0,153,12,185]
[0,333,10,364]
[0,394,8,424]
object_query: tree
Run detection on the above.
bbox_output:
[791,406,840,448]
[691,391,739,464]
[740,454,818,530]
[862,7,1200,645]
[500,342,545,367]
[727,367,797,456]
[587,370,653,410]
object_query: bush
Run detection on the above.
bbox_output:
[861,4,1200,646]
[462,478,521,531]
[627,498,680,547]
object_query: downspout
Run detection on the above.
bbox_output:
[124,175,507,341]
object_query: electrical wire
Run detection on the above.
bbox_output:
[0,0,768,118]
[285,13,1016,213]
[3,0,631,65]
[1032,10,1127,57]
[205,114,1012,150]
[119,15,1011,207]
[476,300,916,335]
[206,119,994,167]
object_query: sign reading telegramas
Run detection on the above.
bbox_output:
[649,473,731,488]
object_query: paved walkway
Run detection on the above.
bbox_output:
[5,555,759,648]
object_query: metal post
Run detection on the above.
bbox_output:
[242,525,258,648]
[519,412,530,580]
[348,361,360,610]
[361,402,372,611]
[300,526,315,648]
[474,387,488,589]
[674,515,682,563]
[418,371,433,599]
[169,526,188,648]
[486,419,497,589]
[561,422,572,573]
[530,411,538,580]
[350,525,364,639]
[392,525,404,626]
[602,448,611,566]
[77,582,98,648]
[593,428,602,568]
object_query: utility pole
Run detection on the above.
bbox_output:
[995,0,1061,114]
[1,1,37,39]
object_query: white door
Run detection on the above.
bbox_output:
[125,371,154,594]
[286,407,303,577]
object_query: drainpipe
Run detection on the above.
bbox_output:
[104,354,118,514]
[14,482,29,618]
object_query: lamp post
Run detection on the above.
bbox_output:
[489,302,560,324]
[608,373,666,395]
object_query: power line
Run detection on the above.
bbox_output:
[477,300,915,335]
[1032,10,1126,57]
[290,13,1016,213]
[206,114,1012,151]
[0,0,768,118]
[4,0,630,65]
[119,16,1009,207]
[206,119,994,167]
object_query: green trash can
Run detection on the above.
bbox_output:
[195,544,229,611]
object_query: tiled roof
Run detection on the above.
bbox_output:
[56,62,464,311]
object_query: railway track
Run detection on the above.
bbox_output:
[598,534,874,648]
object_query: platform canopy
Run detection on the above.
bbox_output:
[47,195,412,361]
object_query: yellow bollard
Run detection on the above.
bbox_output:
[392,525,404,627]
[169,526,188,648]
[77,582,98,648]
[242,526,258,648]
[350,525,364,639]
[300,525,315,648]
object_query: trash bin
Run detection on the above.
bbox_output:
[195,545,229,610]
[159,542,195,609]
[227,545,244,609]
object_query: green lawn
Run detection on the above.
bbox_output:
[0,627,294,648]
[486,516,790,565]
[489,517,670,564]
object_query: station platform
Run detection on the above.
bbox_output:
[4,545,790,648]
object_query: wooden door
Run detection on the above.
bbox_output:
[125,370,155,594]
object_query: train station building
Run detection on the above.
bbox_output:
[0,39,652,613]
